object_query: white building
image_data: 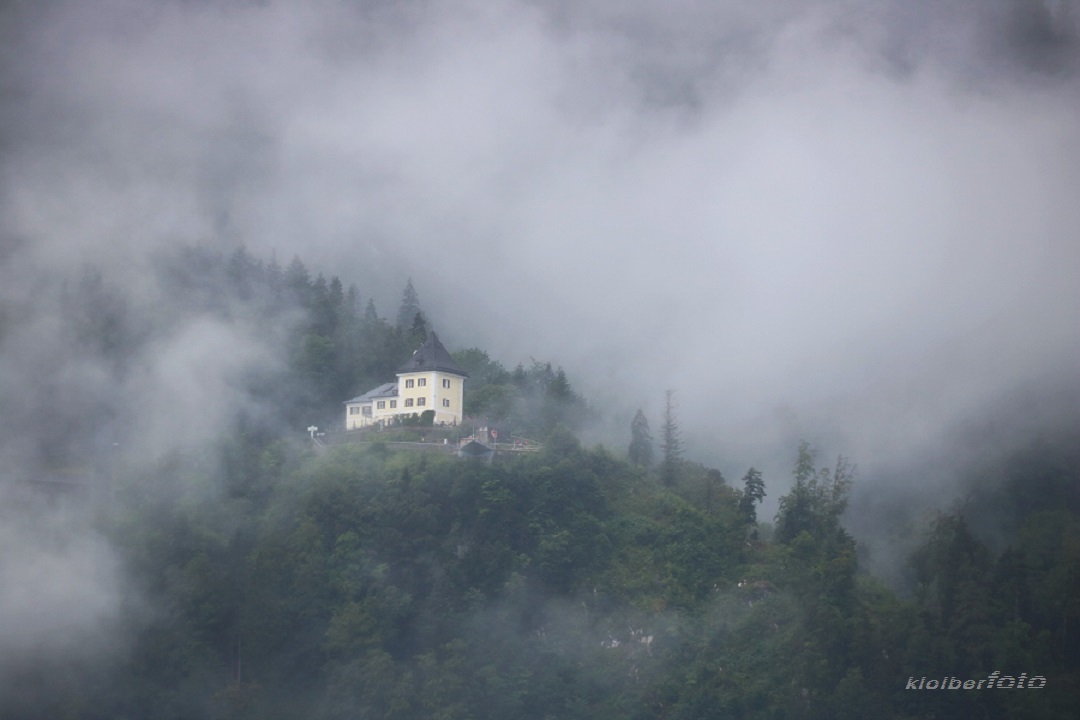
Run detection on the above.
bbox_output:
[344,332,468,429]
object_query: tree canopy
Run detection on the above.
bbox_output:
[628,408,653,467]
[13,245,1078,720]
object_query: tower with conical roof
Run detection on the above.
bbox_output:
[344,331,469,429]
[395,332,469,425]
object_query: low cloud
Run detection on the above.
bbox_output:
[1,0,1078,666]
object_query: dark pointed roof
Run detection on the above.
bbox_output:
[397,332,469,377]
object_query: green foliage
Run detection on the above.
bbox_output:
[50,426,1080,719]
[452,350,590,441]
[37,246,1080,719]
[628,409,653,467]
[775,441,853,545]
[64,244,426,435]
[739,467,766,528]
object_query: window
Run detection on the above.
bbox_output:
[405,379,414,389]
[362,406,372,417]
[418,378,427,387]
[442,398,450,407]
[390,400,397,409]
[349,406,358,415]
[417,397,426,407]
[376,401,385,409]
[442,378,451,389]
[405,398,414,407]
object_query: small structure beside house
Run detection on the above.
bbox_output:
[456,440,495,462]
[344,332,469,430]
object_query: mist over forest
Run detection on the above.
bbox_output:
[1,1,1079,718]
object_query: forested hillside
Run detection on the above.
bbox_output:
[3,245,586,472]
[15,426,1080,719]
[0,246,1076,719]
[3,1,1080,717]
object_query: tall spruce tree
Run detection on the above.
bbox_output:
[628,409,653,467]
[660,389,682,486]
[363,298,379,325]
[548,368,572,400]
[285,255,312,306]
[396,278,421,330]
[409,310,428,347]
[739,467,766,526]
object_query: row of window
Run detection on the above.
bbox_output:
[351,375,459,416]
[401,378,455,389]
[368,398,425,408]
[352,396,452,414]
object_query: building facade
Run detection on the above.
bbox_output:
[344,332,468,429]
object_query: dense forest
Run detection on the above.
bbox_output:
[2,246,1079,719]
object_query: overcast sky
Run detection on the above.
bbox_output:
[2,0,1079,484]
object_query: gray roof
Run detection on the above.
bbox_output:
[344,382,397,404]
[397,332,469,377]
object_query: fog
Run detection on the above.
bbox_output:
[2,0,1079,685]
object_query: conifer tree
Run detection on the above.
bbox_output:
[329,276,344,317]
[285,255,311,306]
[409,310,428,346]
[311,273,333,335]
[739,467,766,526]
[396,278,421,330]
[264,254,284,312]
[660,389,682,486]
[512,363,527,387]
[345,283,359,316]
[364,298,379,325]
[776,442,854,544]
[548,368,572,400]
[226,246,258,301]
[629,409,653,467]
